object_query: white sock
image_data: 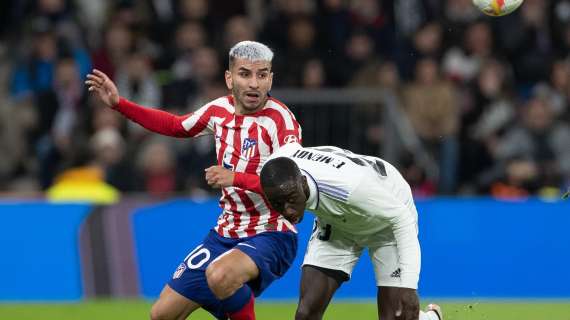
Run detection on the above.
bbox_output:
[419,310,440,320]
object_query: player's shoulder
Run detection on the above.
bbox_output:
[259,97,299,128]
[200,95,235,113]
[267,96,291,111]
[264,97,296,118]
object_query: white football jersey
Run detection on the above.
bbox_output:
[268,143,421,288]
[268,143,416,236]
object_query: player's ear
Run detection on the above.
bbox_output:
[301,175,309,195]
[225,70,233,90]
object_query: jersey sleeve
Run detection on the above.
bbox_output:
[233,172,263,194]
[380,196,421,289]
[390,211,421,289]
[266,99,303,149]
[233,143,302,193]
[115,97,214,138]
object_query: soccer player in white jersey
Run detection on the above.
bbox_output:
[258,143,442,320]
[86,41,301,320]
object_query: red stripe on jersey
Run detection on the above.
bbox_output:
[227,116,244,237]
[244,122,262,236]
[216,116,234,166]
[235,189,260,237]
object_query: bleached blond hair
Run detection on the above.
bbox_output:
[229,41,274,67]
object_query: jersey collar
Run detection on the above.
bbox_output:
[301,169,319,211]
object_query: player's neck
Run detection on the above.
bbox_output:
[234,96,268,116]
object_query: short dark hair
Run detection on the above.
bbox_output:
[260,157,301,192]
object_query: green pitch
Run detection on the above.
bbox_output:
[0,300,569,319]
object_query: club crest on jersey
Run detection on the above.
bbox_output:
[283,134,299,144]
[242,138,257,160]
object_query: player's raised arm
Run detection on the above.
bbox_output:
[85,69,202,138]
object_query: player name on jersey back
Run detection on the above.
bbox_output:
[291,149,347,169]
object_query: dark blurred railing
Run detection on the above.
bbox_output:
[271,88,439,180]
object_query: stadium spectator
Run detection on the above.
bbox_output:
[443,21,493,84]
[301,59,326,89]
[315,0,352,54]
[278,16,319,86]
[492,96,570,196]
[459,59,516,192]
[222,15,257,52]
[86,41,302,320]
[501,0,552,87]
[34,57,90,189]
[89,127,135,192]
[91,23,134,81]
[403,58,459,193]
[136,138,180,196]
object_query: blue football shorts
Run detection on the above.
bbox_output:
[168,229,297,318]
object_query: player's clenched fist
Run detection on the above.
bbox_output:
[205,166,235,189]
[85,69,120,108]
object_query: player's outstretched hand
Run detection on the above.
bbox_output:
[85,69,120,108]
[205,166,235,189]
[393,288,420,320]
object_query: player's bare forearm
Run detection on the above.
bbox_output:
[205,166,235,189]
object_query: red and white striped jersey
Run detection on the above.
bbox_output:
[116,95,302,238]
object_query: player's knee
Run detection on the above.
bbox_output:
[149,302,170,320]
[206,263,238,299]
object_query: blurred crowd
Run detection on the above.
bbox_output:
[0,0,569,199]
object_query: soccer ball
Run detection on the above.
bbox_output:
[472,0,524,16]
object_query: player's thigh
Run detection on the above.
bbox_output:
[304,219,363,278]
[233,230,298,296]
[206,248,259,288]
[296,265,344,319]
[168,231,244,318]
[151,284,200,320]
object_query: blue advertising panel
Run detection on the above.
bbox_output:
[132,198,570,299]
[0,203,91,301]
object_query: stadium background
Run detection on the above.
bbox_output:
[0,0,569,319]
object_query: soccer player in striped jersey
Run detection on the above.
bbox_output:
[256,143,442,320]
[86,41,301,320]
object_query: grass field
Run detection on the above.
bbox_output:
[1,300,569,320]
